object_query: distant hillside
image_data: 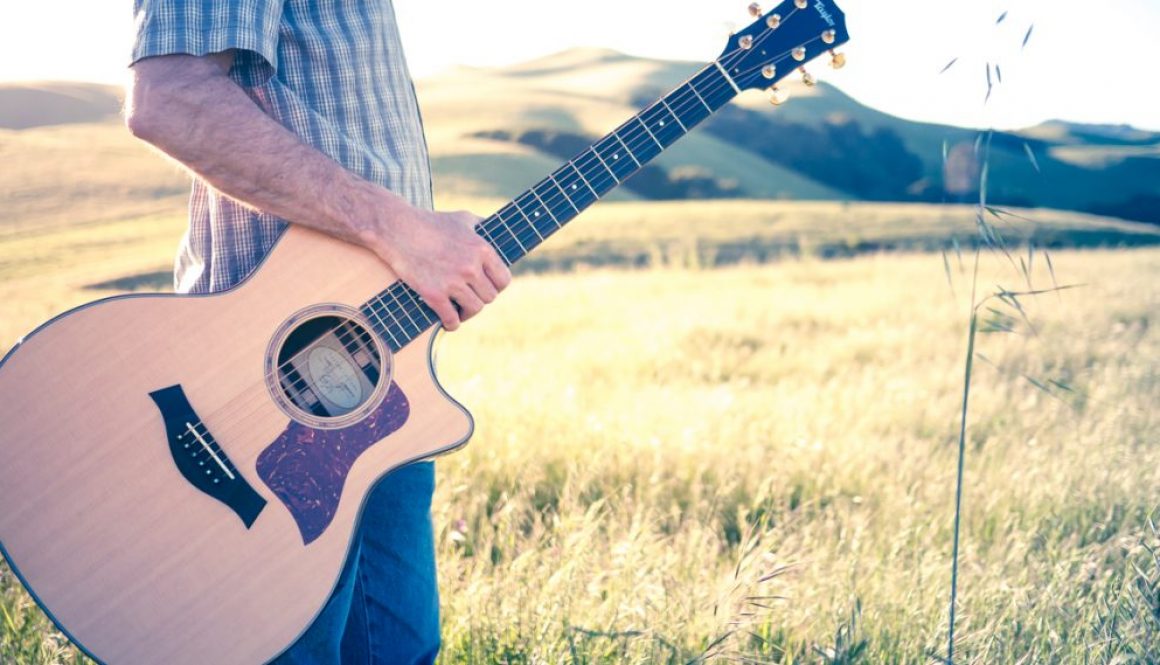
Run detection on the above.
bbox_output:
[0,82,122,130]
[0,51,1157,234]
[417,49,1160,225]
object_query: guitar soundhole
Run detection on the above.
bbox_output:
[267,307,392,429]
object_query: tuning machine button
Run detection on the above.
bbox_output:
[799,68,816,87]
[768,86,789,106]
[748,2,762,18]
[830,50,847,69]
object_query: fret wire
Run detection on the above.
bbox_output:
[512,194,547,242]
[388,282,432,335]
[362,303,403,350]
[570,152,617,197]
[481,212,524,263]
[382,287,422,337]
[480,213,517,263]
[687,78,713,113]
[588,144,620,184]
[373,305,408,351]
[482,208,521,259]
[633,116,665,151]
[397,284,436,330]
[564,160,599,199]
[612,132,642,167]
[510,196,548,251]
[477,223,514,266]
[407,288,437,327]
[659,99,688,132]
[669,79,714,126]
[530,183,565,229]
[494,205,530,255]
[497,204,537,258]
[573,149,617,195]
[640,104,684,147]
[593,136,637,181]
[552,164,598,210]
[368,296,403,341]
[370,290,411,340]
[547,172,580,213]
[544,181,577,224]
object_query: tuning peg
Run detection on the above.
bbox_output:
[795,0,807,8]
[766,13,781,29]
[799,68,816,87]
[768,86,789,106]
[762,64,777,79]
[739,35,754,50]
[792,46,807,61]
[830,50,847,69]
[748,2,762,18]
[822,30,837,44]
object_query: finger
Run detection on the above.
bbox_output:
[450,285,485,322]
[470,271,499,304]
[420,290,461,331]
[457,211,483,231]
[482,250,513,292]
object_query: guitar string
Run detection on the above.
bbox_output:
[348,26,818,354]
[357,24,816,351]
[173,32,824,464]
[362,5,812,330]
[175,44,811,466]
[350,8,813,340]
[477,25,812,265]
[172,28,830,461]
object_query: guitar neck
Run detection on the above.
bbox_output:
[360,62,741,350]
[476,62,740,265]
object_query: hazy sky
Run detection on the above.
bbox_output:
[1,0,1157,131]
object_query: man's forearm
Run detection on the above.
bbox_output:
[125,53,405,256]
[125,52,511,330]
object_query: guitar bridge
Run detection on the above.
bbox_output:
[149,385,266,528]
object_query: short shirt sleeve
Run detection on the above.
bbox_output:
[131,0,284,78]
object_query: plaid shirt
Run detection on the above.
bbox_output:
[131,0,434,294]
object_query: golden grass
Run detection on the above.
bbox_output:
[428,249,1159,662]
[1,204,1158,663]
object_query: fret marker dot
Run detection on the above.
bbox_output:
[659,120,665,127]
[571,184,578,190]
[534,211,541,217]
[613,154,619,160]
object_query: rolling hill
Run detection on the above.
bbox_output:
[0,50,1157,234]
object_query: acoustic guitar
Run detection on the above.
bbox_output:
[0,3,849,662]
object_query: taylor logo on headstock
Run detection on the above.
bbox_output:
[813,0,836,27]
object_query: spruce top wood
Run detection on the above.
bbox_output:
[0,3,849,663]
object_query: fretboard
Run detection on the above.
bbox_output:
[360,62,740,351]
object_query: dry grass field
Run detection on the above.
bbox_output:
[1,198,1158,663]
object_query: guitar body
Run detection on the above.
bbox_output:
[0,225,473,664]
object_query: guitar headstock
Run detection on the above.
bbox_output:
[718,0,850,104]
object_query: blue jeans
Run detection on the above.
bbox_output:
[271,462,440,665]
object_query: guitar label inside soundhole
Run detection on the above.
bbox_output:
[265,306,392,430]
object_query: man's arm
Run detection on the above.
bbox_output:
[124,51,509,331]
